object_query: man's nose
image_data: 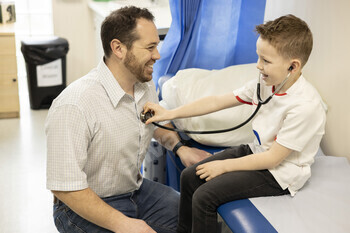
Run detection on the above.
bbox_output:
[153,48,161,60]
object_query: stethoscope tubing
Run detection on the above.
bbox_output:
[152,102,262,135]
[147,72,290,135]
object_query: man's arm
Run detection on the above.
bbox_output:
[52,188,155,233]
[153,123,211,167]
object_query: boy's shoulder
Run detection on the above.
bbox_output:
[287,75,327,116]
[289,75,322,102]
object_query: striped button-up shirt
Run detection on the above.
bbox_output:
[46,59,157,197]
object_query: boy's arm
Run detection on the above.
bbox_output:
[52,188,155,233]
[144,93,242,124]
[196,142,292,181]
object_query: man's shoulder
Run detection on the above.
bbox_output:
[52,70,104,108]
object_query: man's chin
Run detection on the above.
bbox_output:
[144,72,153,81]
[137,75,153,83]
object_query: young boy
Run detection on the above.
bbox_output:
[144,14,326,233]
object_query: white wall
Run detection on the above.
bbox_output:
[264,0,350,159]
[52,0,96,85]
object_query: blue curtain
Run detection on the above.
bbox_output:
[153,0,266,88]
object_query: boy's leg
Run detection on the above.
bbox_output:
[177,145,252,233]
[177,145,289,233]
[134,178,180,233]
[191,168,288,233]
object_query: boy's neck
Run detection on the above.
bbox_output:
[277,71,302,94]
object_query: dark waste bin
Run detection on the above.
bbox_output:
[21,37,69,109]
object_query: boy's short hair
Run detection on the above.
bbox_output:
[101,6,155,58]
[255,14,313,67]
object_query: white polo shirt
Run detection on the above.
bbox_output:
[233,75,326,196]
[46,59,158,197]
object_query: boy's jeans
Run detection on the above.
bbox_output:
[177,145,290,233]
[53,179,179,233]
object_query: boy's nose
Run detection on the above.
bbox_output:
[256,59,263,71]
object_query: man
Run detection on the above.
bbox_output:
[45,6,210,233]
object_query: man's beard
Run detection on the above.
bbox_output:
[124,50,152,83]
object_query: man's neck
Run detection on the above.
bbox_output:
[105,57,136,97]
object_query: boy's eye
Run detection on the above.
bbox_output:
[263,59,270,63]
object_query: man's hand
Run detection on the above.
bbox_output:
[177,146,211,167]
[116,218,156,233]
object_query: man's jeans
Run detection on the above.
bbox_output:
[53,179,179,233]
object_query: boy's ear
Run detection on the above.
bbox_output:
[110,39,126,59]
[289,59,302,72]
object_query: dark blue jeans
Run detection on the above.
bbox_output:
[177,145,290,233]
[53,179,179,233]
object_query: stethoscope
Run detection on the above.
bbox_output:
[140,67,293,134]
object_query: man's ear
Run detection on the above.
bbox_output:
[110,39,126,59]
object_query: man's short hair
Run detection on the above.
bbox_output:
[101,6,155,58]
[255,14,313,67]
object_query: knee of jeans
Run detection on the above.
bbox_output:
[180,166,196,184]
[192,188,217,212]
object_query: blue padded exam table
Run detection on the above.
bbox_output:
[167,139,350,233]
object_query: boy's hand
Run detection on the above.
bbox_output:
[143,102,172,124]
[195,160,227,181]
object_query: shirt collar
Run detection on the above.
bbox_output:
[97,59,150,107]
[271,74,305,96]
[284,74,305,94]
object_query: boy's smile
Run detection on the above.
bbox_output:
[256,37,299,93]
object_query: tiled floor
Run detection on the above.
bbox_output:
[0,76,57,233]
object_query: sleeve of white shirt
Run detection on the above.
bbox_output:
[232,79,256,104]
[276,100,326,152]
[46,104,90,191]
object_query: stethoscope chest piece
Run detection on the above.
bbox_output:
[140,111,153,123]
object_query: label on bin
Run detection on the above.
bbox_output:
[36,59,63,87]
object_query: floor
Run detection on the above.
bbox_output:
[0,76,57,232]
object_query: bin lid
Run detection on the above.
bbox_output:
[21,36,69,64]
[21,36,68,48]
